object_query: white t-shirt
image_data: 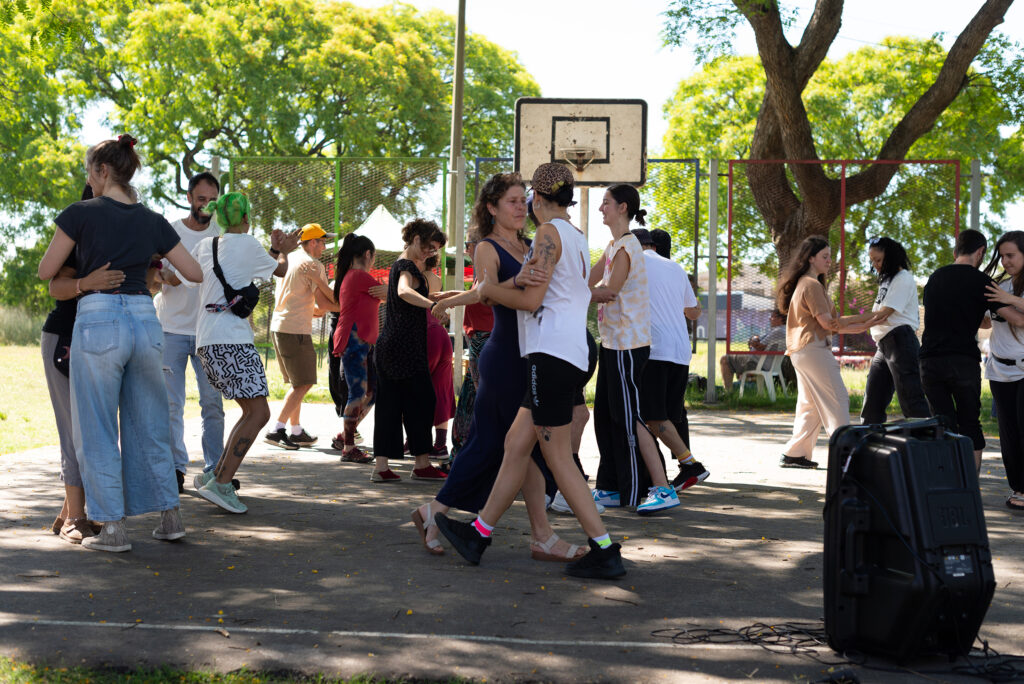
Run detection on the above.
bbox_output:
[154,219,221,335]
[985,279,1024,383]
[186,233,278,349]
[870,268,919,342]
[643,251,697,365]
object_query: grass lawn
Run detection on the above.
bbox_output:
[0,658,464,683]
[0,345,335,456]
[1,340,1000,455]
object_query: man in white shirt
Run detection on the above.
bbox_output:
[154,172,225,492]
[720,309,787,387]
[632,228,707,492]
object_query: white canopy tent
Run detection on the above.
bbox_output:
[352,204,406,252]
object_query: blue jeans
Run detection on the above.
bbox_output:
[162,332,224,473]
[70,295,179,522]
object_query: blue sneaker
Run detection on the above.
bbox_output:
[636,486,680,516]
[592,489,621,508]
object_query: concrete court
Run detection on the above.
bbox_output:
[2,401,1023,683]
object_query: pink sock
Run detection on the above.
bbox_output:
[471,517,493,538]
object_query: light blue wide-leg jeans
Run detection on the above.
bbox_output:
[71,295,179,522]
[162,331,225,473]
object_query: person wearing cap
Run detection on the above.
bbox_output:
[631,227,709,492]
[265,222,337,449]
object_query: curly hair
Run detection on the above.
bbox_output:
[401,218,444,249]
[472,173,527,239]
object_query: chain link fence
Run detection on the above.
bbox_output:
[725,159,962,361]
[227,157,448,357]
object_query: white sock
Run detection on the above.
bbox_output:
[290,425,303,436]
[275,421,287,431]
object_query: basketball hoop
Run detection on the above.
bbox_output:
[558,147,599,173]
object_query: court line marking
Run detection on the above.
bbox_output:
[0,614,751,651]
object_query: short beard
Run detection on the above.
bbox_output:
[191,207,212,224]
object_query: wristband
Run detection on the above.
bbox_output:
[149,260,163,270]
[512,273,519,288]
[269,247,281,257]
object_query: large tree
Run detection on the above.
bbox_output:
[653,38,1024,276]
[0,0,539,313]
[662,0,1018,265]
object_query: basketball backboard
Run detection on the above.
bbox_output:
[514,97,647,187]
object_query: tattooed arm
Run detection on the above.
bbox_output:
[478,223,561,313]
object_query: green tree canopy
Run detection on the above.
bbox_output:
[661,0,1016,265]
[0,0,539,313]
[652,36,1024,277]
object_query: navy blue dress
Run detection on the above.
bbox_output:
[436,238,527,513]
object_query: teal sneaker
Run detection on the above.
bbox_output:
[592,489,621,508]
[193,471,213,490]
[637,486,680,516]
[199,480,248,514]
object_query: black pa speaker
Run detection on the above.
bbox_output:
[823,418,995,662]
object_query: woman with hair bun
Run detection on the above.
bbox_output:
[331,232,385,463]
[38,135,203,552]
[371,218,450,483]
[861,236,930,424]
[185,193,299,513]
[776,236,875,469]
[590,183,680,515]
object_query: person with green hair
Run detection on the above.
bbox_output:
[183,192,300,513]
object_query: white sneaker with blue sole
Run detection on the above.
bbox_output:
[551,491,606,515]
[636,486,680,516]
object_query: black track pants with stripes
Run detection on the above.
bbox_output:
[594,344,664,507]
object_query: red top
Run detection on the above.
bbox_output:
[462,301,495,336]
[333,269,381,348]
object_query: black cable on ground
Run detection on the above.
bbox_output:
[652,622,1024,682]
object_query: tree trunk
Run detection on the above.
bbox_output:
[737,0,1014,270]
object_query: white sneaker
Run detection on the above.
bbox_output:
[551,491,605,515]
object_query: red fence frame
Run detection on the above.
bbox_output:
[725,158,961,357]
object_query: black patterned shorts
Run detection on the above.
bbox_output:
[197,344,269,400]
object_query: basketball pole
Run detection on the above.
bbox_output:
[705,159,718,403]
[579,187,589,240]
[447,0,467,394]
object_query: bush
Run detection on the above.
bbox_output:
[0,307,46,346]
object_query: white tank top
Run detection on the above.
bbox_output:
[518,218,591,371]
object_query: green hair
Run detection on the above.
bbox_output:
[203,192,250,229]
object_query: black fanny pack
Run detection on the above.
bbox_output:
[212,236,260,319]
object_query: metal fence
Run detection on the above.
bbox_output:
[724,159,962,360]
[226,156,449,355]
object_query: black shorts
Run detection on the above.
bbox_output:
[640,359,688,422]
[520,353,588,427]
[572,329,599,406]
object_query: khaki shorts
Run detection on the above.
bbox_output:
[272,332,317,387]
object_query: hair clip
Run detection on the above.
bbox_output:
[117,134,137,147]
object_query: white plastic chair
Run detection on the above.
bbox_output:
[738,353,789,402]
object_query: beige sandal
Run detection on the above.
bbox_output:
[411,503,444,555]
[530,533,585,562]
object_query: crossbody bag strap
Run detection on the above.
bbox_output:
[211,236,236,300]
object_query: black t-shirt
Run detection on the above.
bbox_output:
[919,264,1002,361]
[55,197,180,295]
[41,253,78,337]
[374,259,428,379]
